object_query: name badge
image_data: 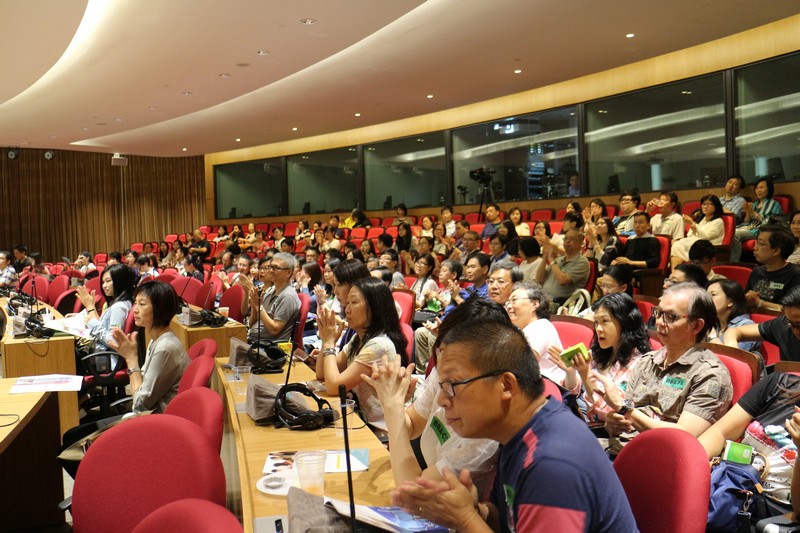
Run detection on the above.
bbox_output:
[662,376,686,390]
[429,416,451,445]
[769,282,785,290]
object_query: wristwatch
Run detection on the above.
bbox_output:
[126,368,141,376]
[617,399,635,416]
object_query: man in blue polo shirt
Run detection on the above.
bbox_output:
[392,319,637,532]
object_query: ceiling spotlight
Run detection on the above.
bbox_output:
[292,127,298,131]
[218,73,231,78]
[182,148,187,152]
[354,113,361,117]
[426,94,434,99]
[181,91,193,96]
[625,33,635,38]
[300,18,316,24]
[681,90,693,95]
[235,138,241,142]
[256,50,270,56]
[513,69,522,74]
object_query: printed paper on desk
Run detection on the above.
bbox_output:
[10,374,83,393]
[263,448,369,476]
[44,316,93,339]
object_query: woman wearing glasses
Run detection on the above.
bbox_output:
[504,282,564,385]
[316,276,407,432]
[409,254,438,309]
[670,194,725,270]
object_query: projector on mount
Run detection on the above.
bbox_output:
[111,153,128,167]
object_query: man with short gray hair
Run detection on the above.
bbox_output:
[487,260,523,306]
[597,282,732,455]
[247,252,300,343]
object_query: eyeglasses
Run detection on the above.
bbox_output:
[267,265,291,271]
[504,297,531,308]
[619,198,634,204]
[782,316,800,331]
[487,278,510,287]
[652,307,689,325]
[663,277,681,287]
[439,370,507,398]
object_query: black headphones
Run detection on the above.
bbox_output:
[274,383,335,431]
[200,309,228,328]
[246,341,287,374]
[25,311,55,338]
[7,293,36,316]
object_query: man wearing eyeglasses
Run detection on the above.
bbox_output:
[392,318,637,532]
[725,285,800,363]
[613,189,641,236]
[486,260,522,306]
[246,252,301,344]
[744,226,800,312]
[535,229,590,308]
[450,230,481,266]
[596,282,732,456]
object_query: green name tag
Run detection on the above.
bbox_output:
[504,484,516,510]
[662,376,686,389]
[769,282,785,290]
[429,416,451,445]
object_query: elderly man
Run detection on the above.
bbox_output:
[725,285,800,363]
[486,260,522,307]
[535,229,590,308]
[246,252,301,344]
[392,318,637,532]
[597,282,732,455]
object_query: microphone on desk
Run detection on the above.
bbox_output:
[339,384,357,533]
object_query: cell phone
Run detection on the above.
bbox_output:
[559,342,588,367]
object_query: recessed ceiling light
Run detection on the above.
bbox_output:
[218,73,231,78]
[681,90,693,95]
[182,148,187,152]
[256,50,270,56]
[235,138,241,142]
[625,33,635,38]
[354,113,361,117]
[82,127,90,131]
[147,106,158,111]
[416,138,425,142]
[49,135,57,139]
[300,18,316,24]
[292,127,298,131]
[598,110,608,114]
[426,94,434,99]
[513,69,522,74]
[114,117,123,122]
[181,91,193,96]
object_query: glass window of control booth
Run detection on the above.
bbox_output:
[364,132,446,210]
[287,147,359,215]
[214,158,285,219]
[451,108,577,204]
[585,75,726,196]
[735,52,800,184]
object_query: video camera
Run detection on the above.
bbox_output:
[469,167,495,186]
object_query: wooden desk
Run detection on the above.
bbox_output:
[171,315,246,359]
[211,359,395,533]
[1,300,79,436]
[0,378,65,531]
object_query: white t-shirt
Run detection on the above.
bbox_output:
[521,319,564,384]
[345,334,398,430]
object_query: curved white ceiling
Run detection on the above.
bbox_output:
[0,0,798,157]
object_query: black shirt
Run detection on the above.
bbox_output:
[622,236,661,269]
[759,317,800,362]
[746,263,800,305]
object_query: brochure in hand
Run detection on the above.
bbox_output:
[324,496,450,533]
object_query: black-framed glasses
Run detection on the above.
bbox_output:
[487,278,510,287]
[268,265,291,271]
[652,307,689,325]
[782,315,800,331]
[439,370,507,398]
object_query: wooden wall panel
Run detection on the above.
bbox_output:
[0,149,204,263]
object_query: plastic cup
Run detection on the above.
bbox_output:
[294,451,326,495]
[333,399,356,437]
[218,306,230,318]
[232,366,250,395]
